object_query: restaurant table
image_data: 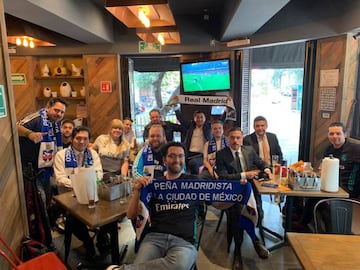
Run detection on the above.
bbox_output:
[53,192,128,264]
[253,179,349,250]
[287,232,360,270]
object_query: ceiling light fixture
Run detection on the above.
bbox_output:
[105,0,180,44]
[7,35,56,48]
[157,33,165,45]
[105,0,176,28]
[138,8,150,28]
[136,26,181,44]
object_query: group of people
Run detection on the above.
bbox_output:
[17,97,360,270]
[17,97,138,259]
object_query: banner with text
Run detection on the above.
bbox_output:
[143,179,250,204]
[135,179,257,246]
[167,94,236,121]
[174,95,235,109]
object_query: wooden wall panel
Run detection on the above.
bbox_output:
[0,3,28,269]
[84,55,121,140]
[310,34,359,168]
[9,56,36,120]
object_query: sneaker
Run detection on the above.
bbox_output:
[253,240,270,259]
[54,216,66,234]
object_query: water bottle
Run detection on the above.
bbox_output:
[303,162,313,177]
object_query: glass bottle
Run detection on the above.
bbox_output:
[303,162,313,177]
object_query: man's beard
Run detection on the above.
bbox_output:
[167,162,183,174]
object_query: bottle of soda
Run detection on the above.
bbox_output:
[281,160,288,186]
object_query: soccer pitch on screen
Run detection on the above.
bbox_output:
[182,73,230,92]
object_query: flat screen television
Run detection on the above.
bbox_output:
[180,59,231,93]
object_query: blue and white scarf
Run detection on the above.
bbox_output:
[208,135,229,154]
[64,147,94,168]
[142,144,166,177]
[37,108,62,178]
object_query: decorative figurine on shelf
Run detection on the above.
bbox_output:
[59,81,72,97]
[43,87,52,97]
[54,58,67,76]
[80,86,86,97]
[41,64,50,77]
[71,63,82,76]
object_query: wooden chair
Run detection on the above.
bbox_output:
[0,237,67,270]
[313,198,360,234]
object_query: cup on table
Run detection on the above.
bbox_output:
[88,186,96,209]
[51,92,57,97]
[88,199,96,209]
[271,155,279,166]
[119,179,132,204]
[71,91,77,97]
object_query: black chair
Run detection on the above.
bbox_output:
[192,204,207,270]
[313,198,360,234]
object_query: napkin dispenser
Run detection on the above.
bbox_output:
[98,182,121,201]
[98,176,130,201]
[288,169,321,191]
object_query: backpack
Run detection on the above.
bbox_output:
[20,236,48,261]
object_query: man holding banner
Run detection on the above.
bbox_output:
[216,127,271,270]
[108,140,265,270]
[123,142,200,270]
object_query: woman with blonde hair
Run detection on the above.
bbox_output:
[93,119,130,177]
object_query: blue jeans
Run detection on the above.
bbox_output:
[124,232,197,270]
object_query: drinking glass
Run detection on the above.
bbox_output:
[271,155,279,167]
[120,179,131,204]
[88,187,96,209]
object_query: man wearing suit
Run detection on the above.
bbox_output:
[243,115,283,223]
[216,127,271,270]
[243,115,283,164]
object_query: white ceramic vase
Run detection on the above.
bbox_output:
[43,87,52,97]
[80,86,86,97]
[41,64,50,77]
[59,81,72,97]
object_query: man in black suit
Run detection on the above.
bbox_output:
[143,109,185,142]
[216,127,271,270]
[243,115,283,164]
[243,115,283,223]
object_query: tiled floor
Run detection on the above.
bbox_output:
[53,195,302,269]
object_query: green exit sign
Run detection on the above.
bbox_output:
[11,73,27,85]
[139,41,161,53]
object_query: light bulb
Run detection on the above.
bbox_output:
[16,37,22,46]
[29,40,35,48]
[138,9,150,28]
[23,38,29,47]
[157,34,165,45]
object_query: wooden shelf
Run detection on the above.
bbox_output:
[34,75,84,80]
[36,96,86,101]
